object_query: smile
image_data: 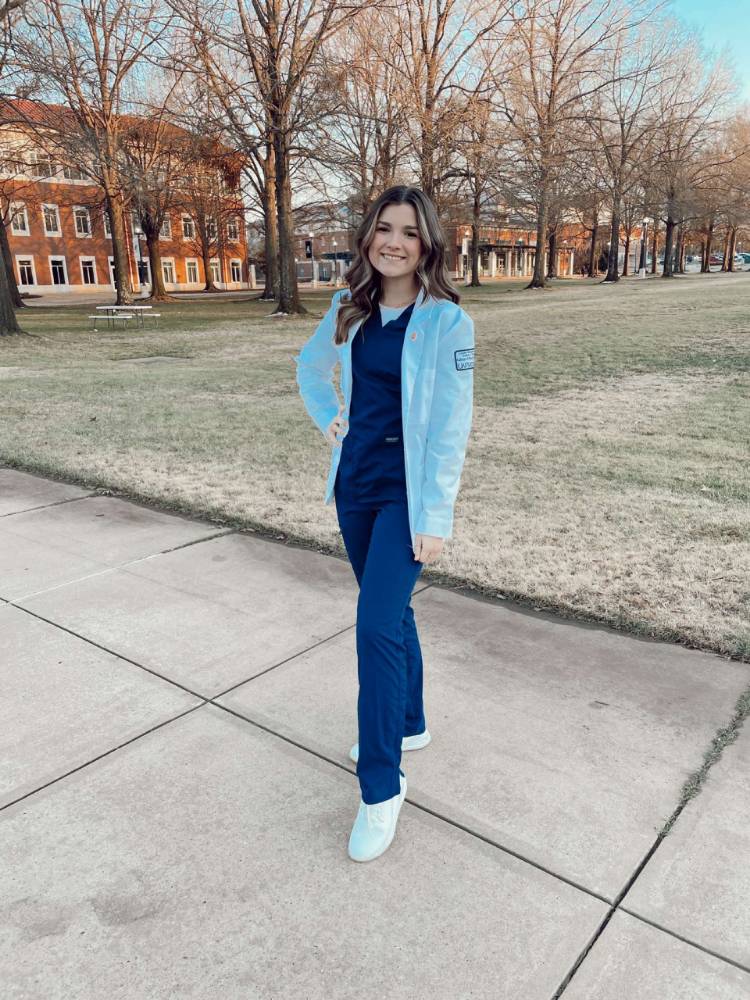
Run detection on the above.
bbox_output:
[381,253,405,261]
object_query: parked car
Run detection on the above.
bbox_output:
[709,254,723,266]
[740,252,750,265]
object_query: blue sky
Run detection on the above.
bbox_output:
[669,0,750,103]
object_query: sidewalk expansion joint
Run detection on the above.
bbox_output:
[660,680,750,837]
[0,493,98,518]
[552,684,750,995]
[4,527,238,604]
[8,604,212,702]
[208,700,613,906]
[0,703,206,815]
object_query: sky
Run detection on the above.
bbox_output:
[669,0,750,104]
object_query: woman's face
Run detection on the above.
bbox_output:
[367,202,423,280]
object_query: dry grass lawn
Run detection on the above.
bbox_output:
[1,275,748,661]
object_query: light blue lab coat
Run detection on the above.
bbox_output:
[293,285,474,546]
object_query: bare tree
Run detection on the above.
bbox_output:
[0,0,28,334]
[376,0,508,213]
[649,31,735,277]
[14,0,174,304]
[587,23,669,282]
[497,0,658,289]
[175,0,375,316]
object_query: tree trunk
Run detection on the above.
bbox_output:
[702,222,713,273]
[260,140,278,300]
[720,229,731,272]
[0,238,22,335]
[588,214,598,277]
[674,224,684,273]
[546,228,558,278]
[144,232,173,301]
[605,203,620,282]
[106,193,134,305]
[270,110,306,315]
[727,227,737,272]
[527,191,548,289]
[0,219,23,308]
[201,239,220,292]
[470,189,481,286]
[662,215,678,276]
[651,222,658,275]
[623,232,631,276]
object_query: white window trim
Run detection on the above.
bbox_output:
[209,257,221,282]
[48,255,69,286]
[79,255,98,286]
[107,255,116,290]
[103,209,112,239]
[205,217,217,241]
[73,205,92,239]
[181,216,195,240]
[185,257,200,283]
[161,256,176,284]
[41,203,61,237]
[15,253,37,286]
[10,202,29,236]
[226,218,240,242]
[159,217,172,241]
[229,257,242,282]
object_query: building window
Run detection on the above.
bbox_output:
[162,259,175,283]
[42,204,61,236]
[230,259,242,282]
[50,256,67,285]
[80,257,97,285]
[205,217,217,241]
[31,152,56,178]
[74,207,91,237]
[226,218,239,241]
[17,257,35,285]
[209,259,221,283]
[182,216,194,239]
[159,216,171,239]
[63,163,86,181]
[186,259,199,283]
[10,203,29,235]
[103,209,112,238]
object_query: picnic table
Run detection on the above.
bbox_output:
[95,304,153,329]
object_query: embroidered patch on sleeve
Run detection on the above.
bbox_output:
[454,348,474,371]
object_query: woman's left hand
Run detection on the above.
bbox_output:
[413,534,444,564]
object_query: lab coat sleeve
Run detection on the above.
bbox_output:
[293,290,343,438]
[415,307,474,539]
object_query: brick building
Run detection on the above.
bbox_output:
[1,100,249,295]
[295,217,579,280]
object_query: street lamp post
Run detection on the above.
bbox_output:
[309,231,317,288]
[639,217,651,278]
[332,240,338,286]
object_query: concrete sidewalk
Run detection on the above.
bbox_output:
[1,466,748,999]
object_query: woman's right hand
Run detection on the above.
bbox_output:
[325,403,348,446]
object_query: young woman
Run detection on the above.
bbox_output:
[294,185,474,862]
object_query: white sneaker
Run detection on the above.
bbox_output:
[348,772,407,862]
[349,729,431,764]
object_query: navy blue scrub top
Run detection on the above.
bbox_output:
[336,298,416,504]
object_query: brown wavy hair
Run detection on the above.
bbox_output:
[333,185,459,346]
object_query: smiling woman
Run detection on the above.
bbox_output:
[294,184,475,863]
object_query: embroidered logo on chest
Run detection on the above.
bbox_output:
[454,348,474,371]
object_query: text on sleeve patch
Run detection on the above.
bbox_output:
[454,348,474,371]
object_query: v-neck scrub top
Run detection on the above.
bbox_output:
[334,299,416,505]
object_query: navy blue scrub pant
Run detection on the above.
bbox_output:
[334,481,426,805]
